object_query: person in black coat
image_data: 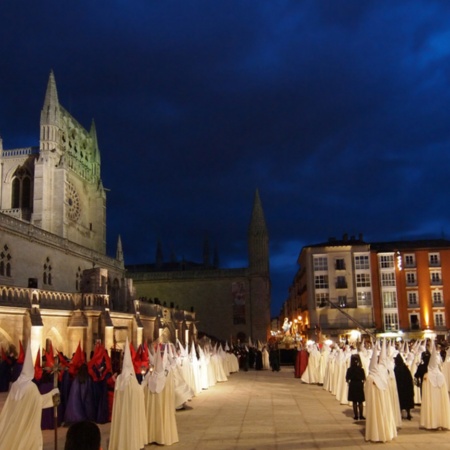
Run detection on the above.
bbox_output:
[394,353,414,420]
[346,354,365,420]
[414,350,430,396]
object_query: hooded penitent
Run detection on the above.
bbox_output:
[9,340,34,400]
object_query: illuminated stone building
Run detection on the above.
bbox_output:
[0,72,195,359]
[284,235,450,341]
[127,189,272,343]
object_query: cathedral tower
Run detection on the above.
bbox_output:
[247,189,271,341]
[32,72,106,253]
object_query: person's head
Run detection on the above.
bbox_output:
[350,354,361,367]
[64,421,101,450]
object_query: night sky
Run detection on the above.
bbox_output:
[1,1,450,317]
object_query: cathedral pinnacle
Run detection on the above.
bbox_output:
[41,70,60,124]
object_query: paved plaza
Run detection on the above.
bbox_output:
[2,366,450,449]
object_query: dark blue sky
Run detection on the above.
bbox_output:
[1,1,450,316]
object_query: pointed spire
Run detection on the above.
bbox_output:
[90,119,101,162]
[249,189,268,235]
[155,239,164,269]
[248,189,269,273]
[41,70,60,125]
[116,235,124,262]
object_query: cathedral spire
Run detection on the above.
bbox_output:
[248,189,269,273]
[90,119,100,159]
[116,235,124,263]
[41,70,59,125]
[40,70,61,151]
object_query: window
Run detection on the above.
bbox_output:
[383,291,397,308]
[406,272,416,285]
[313,256,328,271]
[430,271,441,285]
[379,254,394,269]
[0,244,12,278]
[354,255,369,270]
[404,254,415,268]
[338,295,347,307]
[357,291,372,306]
[429,253,440,266]
[335,258,345,270]
[409,314,420,330]
[384,312,399,331]
[43,257,52,286]
[315,292,329,308]
[11,167,32,210]
[407,291,419,307]
[435,313,445,327]
[336,276,347,289]
[432,290,443,305]
[381,272,396,287]
[315,275,329,289]
[356,273,371,287]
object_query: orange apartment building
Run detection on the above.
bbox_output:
[282,235,450,342]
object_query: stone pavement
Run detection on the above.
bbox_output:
[2,367,450,449]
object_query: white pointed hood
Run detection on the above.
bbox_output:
[10,340,34,400]
[369,341,388,390]
[117,337,135,391]
[147,344,167,393]
[427,340,445,388]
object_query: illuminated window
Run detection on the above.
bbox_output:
[404,254,415,267]
[430,271,441,285]
[356,273,371,287]
[315,275,329,289]
[315,292,329,308]
[406,272,416,285]
[354,255,369,270]
[384,312,399,331]
[338,295,347,307]
[435,313,445,327]
[381,272,396,287]
[379,254,394,268]
[383,291,397,308]
[429,253,440,266]
[357,291,372,306]
[432,290,443,305]
[313,256,328,271]
[407,291,419,307]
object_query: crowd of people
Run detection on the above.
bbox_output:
[0,337,242,449]
[295,336,450,442]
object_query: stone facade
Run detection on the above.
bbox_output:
[128,190,272,343]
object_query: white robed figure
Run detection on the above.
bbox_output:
[364,341,397,443]
[420,340,450,430]
[109,338,148,450]
[0,340,59,450]
[145,343,179,445]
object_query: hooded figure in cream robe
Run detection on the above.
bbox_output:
[108,338,148,450]
[364,341,397,443]
[0,340,59,450]
[420,340,450,430]
[145,344,179,446]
